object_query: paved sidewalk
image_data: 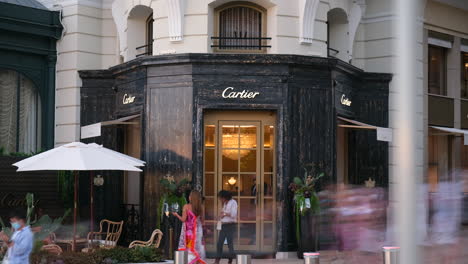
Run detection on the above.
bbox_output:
[207,245,468,264]
[207,251,381,264]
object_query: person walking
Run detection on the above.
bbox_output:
[173,190,206,264]
[214,190,237,264]
[0,209,34,264]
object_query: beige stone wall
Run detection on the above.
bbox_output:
[425,0,468,36]
[46,0,432,152]
[423,0,468,185]
[50,0,119,145]
[111,0,370,61]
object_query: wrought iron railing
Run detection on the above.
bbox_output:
[328,47,339,57]
[211,36,272,50]
[120,204,142,246]
[136,43,153,57]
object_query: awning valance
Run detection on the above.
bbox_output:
[101,114,140,126]
[338,116,393,142]
[430,126,468,135]
[430,126,468,145]
[81,114,140,139]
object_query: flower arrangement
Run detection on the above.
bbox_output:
[288,163,324,243]
[157,176,191,227]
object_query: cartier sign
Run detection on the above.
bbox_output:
[340,94,352,106]
[222,87,260,99]
[122,94,136,104]
[0,193,39,208]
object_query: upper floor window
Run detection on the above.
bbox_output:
[327,8,349,62]
[136,13,154,57]
[212,3,270,51]
[428,45,447,96]
[0,69,41,154]
[462,52,468,99]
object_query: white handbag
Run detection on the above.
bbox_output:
[2,252,9,264]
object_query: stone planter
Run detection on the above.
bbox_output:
[296,211,319,259]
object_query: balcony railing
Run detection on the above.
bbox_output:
[328,47,339,57]
[136,43,153,57]
[211,36,271,50]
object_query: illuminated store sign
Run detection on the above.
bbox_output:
[222,87,260,99]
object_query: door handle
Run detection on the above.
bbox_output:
[256,184,260,202]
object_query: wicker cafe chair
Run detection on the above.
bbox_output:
[82,219,124,252]
[128,229,163,249]
[41,244,63,255]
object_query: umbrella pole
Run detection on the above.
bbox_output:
[73,171,78,251]
[90,172,94,234]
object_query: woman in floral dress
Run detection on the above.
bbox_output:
[173,190,206,264]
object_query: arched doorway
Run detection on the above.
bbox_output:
[327,8,349,62]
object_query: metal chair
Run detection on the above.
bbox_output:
[128,229,163,249]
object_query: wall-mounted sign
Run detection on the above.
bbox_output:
[0,193,39,208]
[222,87,260,99]
[123,93,136,104]
[377,127,393,142]
[340,94,352,106]
[81,123,101,139]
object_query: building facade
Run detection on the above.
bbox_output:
[4,0,463,255]
[74,0,394,254]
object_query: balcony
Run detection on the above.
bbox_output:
[211,36,271,51]
[136,43,153,57]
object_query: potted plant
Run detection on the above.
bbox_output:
[158,176,190,227]
[289,163,324,258]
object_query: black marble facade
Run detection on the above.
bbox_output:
[79,53,391,252]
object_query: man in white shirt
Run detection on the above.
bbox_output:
[214,190,237,264]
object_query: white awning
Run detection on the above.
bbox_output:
[81,114,140,139]
[428,37,452,49]
[338,116,393,142]
[461,44,468,53]
[101,114,140,126]
[430,126,468,145]
[430,126,468,135]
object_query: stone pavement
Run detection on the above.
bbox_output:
[206,227,468,263]
[207,245,467,264]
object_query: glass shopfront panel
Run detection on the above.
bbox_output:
[203,111,276,253]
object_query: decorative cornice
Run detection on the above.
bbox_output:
[167,0,184,42]
[361,12,396,24]
[51,0,112,9]
[348,0,366,62]
[299,0,319,44]
[106,53,372,77]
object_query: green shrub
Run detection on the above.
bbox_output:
[30,247,165,264]
[96,247,165,263]
[31,250,101,264]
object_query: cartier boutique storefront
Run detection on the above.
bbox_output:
[79,54,391,254]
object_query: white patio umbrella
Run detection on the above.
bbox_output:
[12,142,144,251]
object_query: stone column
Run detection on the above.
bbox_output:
[391,0,425,263]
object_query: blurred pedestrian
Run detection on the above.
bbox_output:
[0,209,33,264]
[173,190,206,264]
[214,190,237,264]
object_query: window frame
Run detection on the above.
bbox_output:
[461,52,468,99]
[428,44,448,96]
[213,2,268,53]
[0,69,42,153]
[145,13,154,56]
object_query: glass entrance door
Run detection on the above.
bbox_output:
[203,111,276,254]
